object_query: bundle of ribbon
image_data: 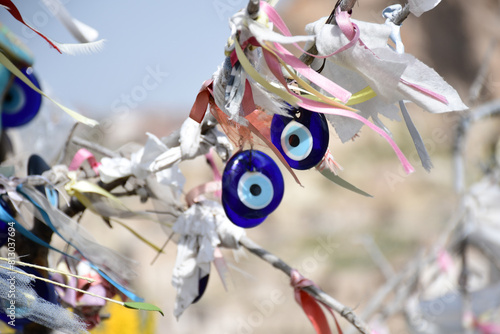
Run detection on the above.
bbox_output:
[0,0,472,333]
[187,0,466,231]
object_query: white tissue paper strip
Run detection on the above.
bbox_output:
[305,17,467,141]
[316,58,401,142]
[171,201,245,318]
[408,0,442,17]
[99,132,185,188]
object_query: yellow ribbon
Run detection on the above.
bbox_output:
[0,51,98,127]
[235,38,377,111]
[345,86,377,106]
[279,85,377,106]
[64,172,173,228]
[111,219,164,254]
[234,37,299,106]
[261,42,356,111]
[64,172,121,213]
[64,173,166,253]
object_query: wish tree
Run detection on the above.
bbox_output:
[1,0,499,333]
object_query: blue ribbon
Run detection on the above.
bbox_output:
[10,184,143,302]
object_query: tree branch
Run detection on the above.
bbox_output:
[71,136,121,159]
[391,4,410,26]
[247,0,260,19]
[453,99,500,192]
[239,235,371,334]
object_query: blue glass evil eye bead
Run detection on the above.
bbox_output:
[2,68,42,128]
[271,108,329,170]
[222,150,284,228]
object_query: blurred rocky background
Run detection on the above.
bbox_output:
[5,0,499,333]
[89,1,500,333]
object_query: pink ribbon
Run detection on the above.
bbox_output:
[52,259,123,330]
[260,39,414,174]
[259,2,352,103]
[475,320,500,334]
[205,150,222,198]
[298,98,414,174]
[185,181,222,207]
[290,269,342,334]
[261,1,358,59]
[466,311,500,334]
[213,247,230,291]
[400,79,449,104]
[68,148,101,175]
[335,6,449,105]
[437,249,453,274]
[316,148,342,173]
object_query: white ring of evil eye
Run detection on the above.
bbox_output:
[280,120,313,161]
[3,84,26,114]
[237,171,274,210]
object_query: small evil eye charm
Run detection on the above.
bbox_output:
[222,150,284,228]
[271,108,329,170]
[2,68,42,128]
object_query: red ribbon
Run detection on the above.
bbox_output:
[189,79,214,123]
[0,0,62,53]
[290,269,342,334]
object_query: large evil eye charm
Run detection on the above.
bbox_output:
[271,108,329,170]
[2,68,42,128]
[222,150,284,228]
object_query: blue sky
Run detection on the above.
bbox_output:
[2,0,292,119]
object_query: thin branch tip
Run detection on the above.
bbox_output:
[247,0,260,19]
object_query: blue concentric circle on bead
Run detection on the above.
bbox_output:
[280,121,313,161]
[2,68,42,128]
[271,108,329,170]
[237,171,274,210]
[222,150,284,228]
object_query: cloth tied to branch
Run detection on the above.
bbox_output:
[306,9,467,142]
[172,200,245,318]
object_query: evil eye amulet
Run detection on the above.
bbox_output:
[271,108,329,170]
[222,150,284,228]
[2,68,42,128]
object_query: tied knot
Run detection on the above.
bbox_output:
[336,7,357,42]
[290,269,316,290]
[289,269,341,334]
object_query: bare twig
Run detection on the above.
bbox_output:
[453,115,471,193]
[357,235,395,279]
[391,4,410,26]
[71,136,120,158]
[247,0,260,19]
[468,39,497,106]
[239,235,371,334]
[453,99,500,192]
[458,239,474,334]
[56,122,79,164]
[337,0,358,13]
[345,207,466,334]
